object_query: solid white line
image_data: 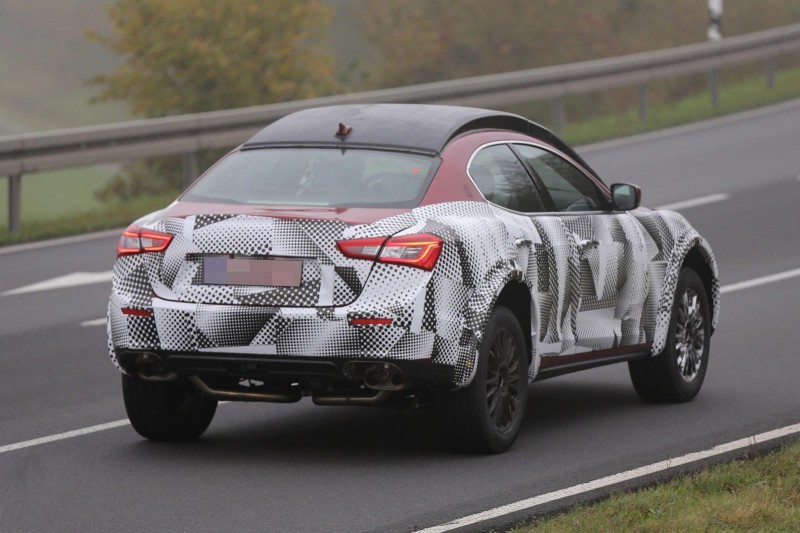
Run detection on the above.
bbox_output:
[417,422,800,533]
[656,193,730,211]
[80,318,107,327]
[0,420,130,455]
[721,267,800,294]
[2,271,113,296]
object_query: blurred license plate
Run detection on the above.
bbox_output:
[203,257,302,287]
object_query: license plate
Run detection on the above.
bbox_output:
[203,257,303,287]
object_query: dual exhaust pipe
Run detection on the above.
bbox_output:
[127,352,406,404]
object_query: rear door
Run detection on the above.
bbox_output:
[511,143,651,355]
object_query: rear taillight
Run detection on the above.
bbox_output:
[337,233,442,271]
[335,236,388,260]
[117,224,173,257]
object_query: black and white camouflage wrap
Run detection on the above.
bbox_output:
[108,202,719,388]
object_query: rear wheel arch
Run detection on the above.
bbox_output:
[494,281,535,367]
[456,270,538,388]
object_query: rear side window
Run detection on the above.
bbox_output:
[183,148,436,207]
[514,144,604,212]
[468,144,546,213]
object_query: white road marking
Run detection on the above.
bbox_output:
[2,271,113,296]
[656,193,730,211]
[721,267,800,294]
[0,420,130,455]
[81,318,107,327]
[2,265,798,459]
[0,227,123,256]
[0,403,234,456]
[418,422,800,533]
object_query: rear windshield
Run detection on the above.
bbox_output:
[182,148,437,207]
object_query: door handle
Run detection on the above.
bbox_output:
[515,238,533,247]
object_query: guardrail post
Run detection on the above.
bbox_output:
[8,173,22,233]
[709,70,720,108]
[551,97,565,134]
[638,83,649,120]
[767,57,776,89]
[182,151,199,189]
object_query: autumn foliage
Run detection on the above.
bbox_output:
[89,0,336,199]
[89,0,336,117]
[88,0,800,199]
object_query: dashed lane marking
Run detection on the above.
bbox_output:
[3,266,799,458]
[656,193,730,211]
[81,318,108,327]
[2,271,113,296]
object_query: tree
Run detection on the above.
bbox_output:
[358,0,621,89]
[89,0,336,198]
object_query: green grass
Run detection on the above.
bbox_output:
[560,67,800,147]
[518,439,800,532]
[0,166,116,224]
[0,191,179,247]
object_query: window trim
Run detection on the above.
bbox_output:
[465,142,549,214]
[466,140,614,216]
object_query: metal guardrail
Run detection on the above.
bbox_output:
[3,23,800,232]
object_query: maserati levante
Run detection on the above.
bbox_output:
[108,104,719,453]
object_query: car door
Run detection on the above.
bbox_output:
[511,143,650,357]
[467,143,582,359]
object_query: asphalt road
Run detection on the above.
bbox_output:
[1,101,799,532]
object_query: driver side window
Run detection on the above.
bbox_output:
[514,144,604,212]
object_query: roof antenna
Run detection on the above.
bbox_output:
[335,122,353,139]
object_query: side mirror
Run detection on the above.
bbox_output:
[611,183,642,211]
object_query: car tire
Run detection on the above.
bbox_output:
[122,374,217,441]
[629,267,711,402]
[437,306,529,454]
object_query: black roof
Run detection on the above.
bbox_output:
[243,104,597,178]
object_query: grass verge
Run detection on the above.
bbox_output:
[0,192,178,246]
[517,439,800,532]
[0,166,116,223]
[560,66,800,147]
[3,66,800,246]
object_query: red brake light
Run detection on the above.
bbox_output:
[139,229,173,252]
[117,224,173,257]
[117,225,141,256]
[336,236,387,260]
[380,233,442,270]
[349,317,394,326]
[337,233,442,271]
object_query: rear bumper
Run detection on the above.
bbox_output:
[108,294,464,388]
[115,350,455,391]
[109,294,444,358]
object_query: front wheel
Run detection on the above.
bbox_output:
[437,306,529,453]
[629,267,711,402]
[122,374,217,441]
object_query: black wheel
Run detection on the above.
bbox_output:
[122,374,217,441]
[629,267,711,402]
[437,306,529,453]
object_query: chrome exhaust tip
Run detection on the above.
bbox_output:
[363,362,405,391]
[132,352,177,382]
